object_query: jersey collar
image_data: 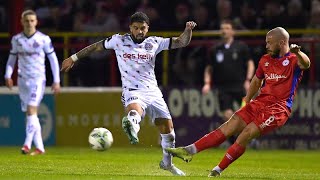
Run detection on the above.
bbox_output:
[275,52,291,59]
[23,31,37,39]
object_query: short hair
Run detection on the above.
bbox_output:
[21,9,36,18]
[220,19,234,29]
[130,12,150,25]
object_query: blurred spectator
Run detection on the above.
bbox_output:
[0,3,7,32]
[214,0,234,29]
[144,7,166,31]
[170,46,206,86]
[170,2,191,30]
[258,1,285,29]
[233,2,258,30]
[283,0,308,29]
[192,4,211,30]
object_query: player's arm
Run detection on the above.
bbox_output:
[244,59,255,92]
[246,59,255,81]
[61,40,105,72]
[4,54,17,90]
[243,75,263,103]
[47,52,61,94]
[5,38,18,90]
[202,65,212,94]
[290,44,310,70]
[171,21,197,49]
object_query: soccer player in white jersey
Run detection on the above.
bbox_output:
[4,10,60,155]
[61,12,196,176]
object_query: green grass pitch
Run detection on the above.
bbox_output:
[0,146,319,180]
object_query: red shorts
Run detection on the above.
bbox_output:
[235,95,290,135]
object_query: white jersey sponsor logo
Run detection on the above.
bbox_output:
[265,73,287,81]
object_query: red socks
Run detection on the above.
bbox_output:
[218,143,246,170]
[194,129,226,152]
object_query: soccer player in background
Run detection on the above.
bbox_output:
[202,20,255,145]
[61,12,196,176]
[5,10,60,155]
[166,27,310,177]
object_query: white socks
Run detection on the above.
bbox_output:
[24,115,37,149]
[160,130,176,167]
[185,144,198,155]
[213,165,223,174]
[33,117,45,152]
[24,114,45,152]
[127,110,141,133]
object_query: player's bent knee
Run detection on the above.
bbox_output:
[220,114,246,137]
[237,125,260,146]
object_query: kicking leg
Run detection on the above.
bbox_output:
[122,103,143,144]
[166,114,246,162]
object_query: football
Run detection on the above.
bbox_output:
[88,127,113,151]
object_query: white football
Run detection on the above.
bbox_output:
[88,127,113,151]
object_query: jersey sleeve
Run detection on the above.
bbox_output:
[255,57,265,79]
[43,36,55,54]
[10,37,18,54]
[155,37,171,55]
[103,34,119,50]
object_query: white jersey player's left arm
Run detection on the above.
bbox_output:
[5,37,18,79]
[44,36,60,83]
[171,21,197,49]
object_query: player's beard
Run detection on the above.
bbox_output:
[268,46,281,58]
[131,34,145,44]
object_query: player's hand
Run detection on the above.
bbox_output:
[61,57,75,72]
[202,84,211,94]
[290,44,301,54]
[5,78,13,90]
[52,82,60,95]
[185,21,197,30]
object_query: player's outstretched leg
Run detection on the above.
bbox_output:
[121,110,141,144]
[159,130,185,176]
[166,129,227,163]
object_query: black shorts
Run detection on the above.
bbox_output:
[218,90,245,111]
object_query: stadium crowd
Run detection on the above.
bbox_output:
[0,0,319,87]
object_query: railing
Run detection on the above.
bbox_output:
[1,29,319,86]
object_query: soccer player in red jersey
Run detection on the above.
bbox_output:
[166,27,310,177]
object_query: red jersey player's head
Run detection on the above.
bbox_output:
[219,19,235,43]
[21,10,38,36]
[129,12,150,44]
[266,27,290,58]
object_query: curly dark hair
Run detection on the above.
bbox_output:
[130,12,150,25]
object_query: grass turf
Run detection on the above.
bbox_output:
[0,146,319,180]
